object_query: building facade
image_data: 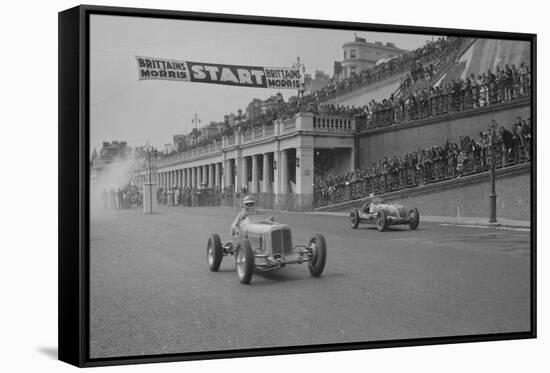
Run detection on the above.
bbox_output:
[340,36,407,79]
[91,141,129,170]
[134,113,356,211]
[304,70,331,95]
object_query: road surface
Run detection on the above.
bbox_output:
[89,206,531,358]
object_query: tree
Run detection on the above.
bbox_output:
[190,128,202,145]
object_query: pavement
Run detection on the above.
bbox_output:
[89,206,532,359]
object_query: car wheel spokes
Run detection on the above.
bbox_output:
[307,234,327,277]
[236,251,245,277]
[310,241,317,265]
[207,241,213,265]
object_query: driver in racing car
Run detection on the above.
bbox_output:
[231,195,256,236]
[362,199,372,214]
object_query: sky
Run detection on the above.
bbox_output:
[90,14,438,152]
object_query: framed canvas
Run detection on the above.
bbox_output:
[59,4,536,367]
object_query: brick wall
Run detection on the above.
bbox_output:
[358,99,531,167]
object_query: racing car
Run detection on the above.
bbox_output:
[349,198,420,232]
[206,212,327,284]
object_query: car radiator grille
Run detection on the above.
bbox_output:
[271,228,292,256]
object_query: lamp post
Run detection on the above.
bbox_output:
[147,144,153,214]
[488,119,498,223]
[143,142,157,214]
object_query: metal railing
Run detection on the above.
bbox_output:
[314,145,531,207]
[357,80,531,130]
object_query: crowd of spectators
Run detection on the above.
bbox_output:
[397,62,434,93]
[220,99,366,137]
[164,38,463,155]
[157,185,222,207]
[359,61,531,129]
[314,117,532,207]
[100,184,142,209]
[312,37,460,101]
[100,182,224,209]
[163,37,530,163]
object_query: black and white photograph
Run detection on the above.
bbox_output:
[4,0,550,370]
[84,9,534,362]
[5,0,550,370]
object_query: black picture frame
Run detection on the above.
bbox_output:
[59,4,537,367]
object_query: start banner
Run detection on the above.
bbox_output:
[136,56,302,89]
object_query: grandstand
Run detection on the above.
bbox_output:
[310,36,532,217]
[152,36,532,217]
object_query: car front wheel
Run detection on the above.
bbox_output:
[308,234,327,277]
[207,233,223,271]
[236,239,254,284]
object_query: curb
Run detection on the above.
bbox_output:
[218,206,530,229]
[307,211,529,229]
[422,218,530,229]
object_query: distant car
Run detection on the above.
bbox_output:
[349,198,420,232]
[206,212,327,284]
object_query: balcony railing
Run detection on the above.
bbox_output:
[156,113,356,167]
[264,124,275,137]
[313,116,354,132]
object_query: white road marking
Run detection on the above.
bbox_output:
[439,224,490,229]
[438,223,530,232]
[496,227,530,232]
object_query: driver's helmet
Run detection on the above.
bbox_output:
[242,195,255,208]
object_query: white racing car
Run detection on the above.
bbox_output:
[350,198,420,232]
[206,212,327,284]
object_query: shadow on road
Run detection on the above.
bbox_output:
[216,267,236,273]
[250,269,345,286]
[355,226,419,233]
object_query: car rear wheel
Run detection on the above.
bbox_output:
[408,208,420,230]
[207,233,223,272]
[308,234,327,277]
[236,239,254,284]
[350,209,360,229]
[376,210,388,232]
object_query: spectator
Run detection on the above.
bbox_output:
[314,118,531,206]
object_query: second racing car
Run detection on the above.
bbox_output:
[349,197,420,232]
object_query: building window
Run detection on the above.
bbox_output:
[344,51,347,60]
[350,49,356,58]
[350,66,356,75]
